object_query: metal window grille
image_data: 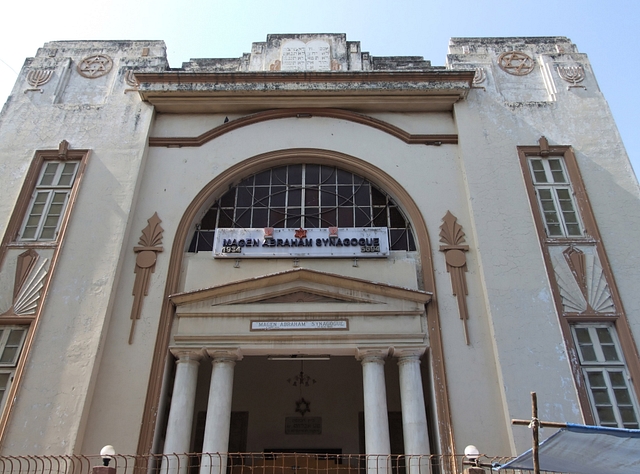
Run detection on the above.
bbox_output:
[189,165,416,252]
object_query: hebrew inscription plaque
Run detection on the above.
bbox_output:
[285,417,322,434]
[281,40,330,71]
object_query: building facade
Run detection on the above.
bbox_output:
[0,34,639,471]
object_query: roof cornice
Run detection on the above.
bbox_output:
[135,69,474,113]
[135,69,474,84]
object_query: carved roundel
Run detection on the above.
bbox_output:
[498,51,535,76]
[77,54,113,78]
[136,250,156,268]
[445,249,466,268]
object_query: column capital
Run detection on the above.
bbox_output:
[206,348,242,362]
[394,347,426,365]
[356,347,391,364]
[170,348,203,362]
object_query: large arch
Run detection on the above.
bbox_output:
[148,108,458,148]
[136,148,455,462]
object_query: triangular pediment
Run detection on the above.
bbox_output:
[252,290,353,304]
[170,268,430,318]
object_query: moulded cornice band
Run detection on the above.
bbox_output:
[149,108,458,148]
[137,70,474,113]
[136,69,475,84]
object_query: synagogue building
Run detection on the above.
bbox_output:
[0,34,639,474]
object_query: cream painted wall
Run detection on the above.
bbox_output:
[0,41,163,456]
[183,253,421,293]
[0,108,156,455]
[449,38,640,454]
[2,36,639,463]
[81,113,511,457]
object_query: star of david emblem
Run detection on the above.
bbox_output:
[295,397,311,416]
[294,228,307,239]
[77,54,113,78]
[498,51,535,76]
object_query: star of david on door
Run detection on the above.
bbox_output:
[77,54,113,78]
[295,398,311,416]
[498,51,535,76]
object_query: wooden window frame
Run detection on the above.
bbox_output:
[571,323,640,428]
[0,326,28,412]
[0,143,89,259]
[528,157,584,237]
[19,161,80,241]
[518,138,640,425]
[0,142,89,443]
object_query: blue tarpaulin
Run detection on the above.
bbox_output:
[499,423,640,473]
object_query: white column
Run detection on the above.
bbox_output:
[162,350,202,474]
[200,350,240,474]
[358,350,391,474]
[397,350,430,474]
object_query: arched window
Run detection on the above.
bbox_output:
[189,164,416,252]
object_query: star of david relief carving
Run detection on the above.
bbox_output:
[295,398,311,416]
[498,51,535,76]
[77,54,113,78]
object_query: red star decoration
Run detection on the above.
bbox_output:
[295,228,307,239]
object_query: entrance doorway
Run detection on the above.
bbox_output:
[189,356,405,455]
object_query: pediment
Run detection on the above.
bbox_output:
[253,290,353,304]
[170,268,430,318]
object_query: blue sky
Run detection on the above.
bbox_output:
[1,0,638,179]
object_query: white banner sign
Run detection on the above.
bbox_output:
[213,227,389,258]
[251,320,348,331]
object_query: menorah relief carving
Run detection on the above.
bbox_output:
[25,69,53,93]
[557,64,586,89]
[473,67,486,85]
[123,70,140,94]
[124,70,138,87]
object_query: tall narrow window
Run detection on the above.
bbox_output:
[529,158,582,237]
[20,161,79,241]
[571,323,640,429]
[0,326,27,411]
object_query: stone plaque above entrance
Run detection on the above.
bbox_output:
[251,320,348,331]
[281,39,331,71]
[285,417,322,435]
